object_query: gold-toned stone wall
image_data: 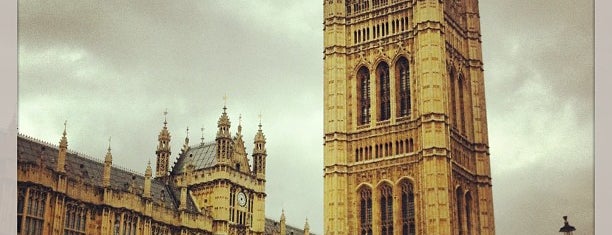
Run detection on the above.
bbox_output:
[323,0,495,234]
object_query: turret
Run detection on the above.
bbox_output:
[216,105,233,164]
[252,119,267,180]
[103,137,112,188]
[144,161,152,198]
[56,121,68,173]
[155,111,171,178]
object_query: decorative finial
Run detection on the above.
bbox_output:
[258,112,263,129]
[186,126,190,137]
[223,94,228,111]
[239,114,242,126]
[107,136,112,151]
[163,108,168,125]
[200,127,205,144]
[63,120,67,136]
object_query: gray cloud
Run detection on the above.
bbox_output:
[19,1,593,234]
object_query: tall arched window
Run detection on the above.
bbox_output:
[358,67,371,125]
[396,57,411,117]
[24,188,47,235]
[359,187,373,235]
[380,184,393,235]
[465,192,473,235]
[458,74,466,133]
[456,187,464,235]
[65,203,87,235]
[377,62,391,121]
[401,181,415,235]
[449,67,457,127]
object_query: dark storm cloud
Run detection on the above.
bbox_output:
[481,0,593,234]
[19,0,325,232]
[19,1,592,234]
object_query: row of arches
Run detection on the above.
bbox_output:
[357,57,411,125]
[64,203,87,235]
[353,17,410,45]
[346,0,405,15]
[358,180,416,235]
[455,186,474,235]
[354,138,415,162]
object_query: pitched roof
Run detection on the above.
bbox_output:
[17,133,199,213]
[172,142,217,175]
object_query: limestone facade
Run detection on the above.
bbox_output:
[17,107,312,235]
[323,0,495,234]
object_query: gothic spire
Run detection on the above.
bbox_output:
[105,137,112,163]
[216,104,233,164]
[304,217,310,235]
[216,105,231,138]
[253,118,266,154]
[103,137,112,188]
[156,110,171,178]
[144,160,152,198]
[145,160,152,177]
[279,209,287,235]
[59,120,68,148]
[252,117,267,179]
[181,126,190,154]
[57,120,68,173]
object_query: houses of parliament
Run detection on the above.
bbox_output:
[18,0,495,234]
[322,0,495,234]
[17,107,311,235]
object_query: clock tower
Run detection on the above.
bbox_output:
[171,106,267,235]
[322,0,495,234]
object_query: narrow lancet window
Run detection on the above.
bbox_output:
[458,74,466,133]
[396,57,411,117]
[380,184,393,235]
[378,62,391,121]
[401,181,416,235]
[465,192,473,235]
[359,187,373,235]
[456,188,464,235]
[449,68,457,126]
[358,67,371,125]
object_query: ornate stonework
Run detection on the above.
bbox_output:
[17,107,310,235]
[323,0,495,234]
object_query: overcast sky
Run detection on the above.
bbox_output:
[17,1,593,234]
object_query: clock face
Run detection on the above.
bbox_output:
[237,192,247,207]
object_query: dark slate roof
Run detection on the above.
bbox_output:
[264,218,312,235]
[172,142,217,175]
[17,133,199,213]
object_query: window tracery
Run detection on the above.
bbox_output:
[359,187,373,235]
[378,62,391,121]
[380,184,393,235]
[396,57,411,117]
[401,181,415,235]
[64,202,87,235]
[358,67,371,125]
[23,187,47,235]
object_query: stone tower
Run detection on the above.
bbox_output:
[322,0,495,234]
